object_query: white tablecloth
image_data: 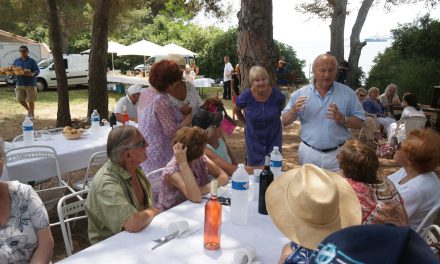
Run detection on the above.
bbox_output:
[58,196,288,264]
[107,74,150,86]
[3,128,109,183]
[193,78,215,88]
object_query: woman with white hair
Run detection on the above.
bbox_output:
[379,83,401,115]
[182,64,196,83]
[363,87,395,131]
[0,141,54,263]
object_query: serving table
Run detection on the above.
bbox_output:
[58,194,288,263]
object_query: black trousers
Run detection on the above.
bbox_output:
[223,80,231,100]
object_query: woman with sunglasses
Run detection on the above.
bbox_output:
[85,126,159,245]
[157,127,229,211]
[355,87,380,142]
[388,128,440,230]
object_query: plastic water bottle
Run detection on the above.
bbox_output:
[270,146,282,179]
[231,164,249,225]
[22,116,34,145]
[90,109,100,134]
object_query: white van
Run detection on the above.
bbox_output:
[35,54,89,91]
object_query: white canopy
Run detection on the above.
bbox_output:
[117,39,163,56]
[161,43,198,56]
[80,41,126,54]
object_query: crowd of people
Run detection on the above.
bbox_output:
[1,52,440,263]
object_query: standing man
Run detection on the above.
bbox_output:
[223,56,233,100]
[13,46,40,120]
[114,84,143,123]
[282,53,365,171]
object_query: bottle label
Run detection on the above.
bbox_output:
[23,125,33,131]
[232,180,249,191]
[92,117,100,122]
[270,160,282,167]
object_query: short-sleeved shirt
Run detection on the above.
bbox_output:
[346,178,407,226]
[13,57,40,86]
[0,181,49,263]
[223,62,233,82]
[283,241,315,264]
[114,95,138,119]
[167,81,203,117]
[236,88,285,166]
[362,98,386,115]
[388,168,440,229]
[207,138,232,164]
[85,161,153,244]
[283,82,365,150]
[378,93,400,109]
[157,155,210,211]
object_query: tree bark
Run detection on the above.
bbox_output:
[237,0,278,90]
[329,0,347,64]
[46,0,71,127]
[346,0,375,88]
[87,0,111,122]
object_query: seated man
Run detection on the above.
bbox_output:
[85,126,159,244]
[114,84,143,123]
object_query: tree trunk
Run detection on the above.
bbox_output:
[346,0,375,88]
[237,0,278,90]
[46,0,71,127]
[87,0,111,122]
[329,0,347,64]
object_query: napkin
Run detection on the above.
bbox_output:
[167,220,190,236]
[232,247,257,264]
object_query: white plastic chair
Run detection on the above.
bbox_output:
[57,189,89,256]
[422,225,440,256]
[416,203,440,234]
[393,116,427,139]
[72,151,108,190]
[5,145,75,213]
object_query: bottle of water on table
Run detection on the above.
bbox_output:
[22,116,34,145]
[270,146,282,179]
[90,109,100,135]
[231,163,249,225]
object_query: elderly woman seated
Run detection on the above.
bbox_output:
[0,141,54,263]
[363,87,396,132]
[338,139,408,225]
[85,126,159,245]
[379,83,401,116]
[157,127,229,211]
[355,87,381,141]
[389,129,440,230]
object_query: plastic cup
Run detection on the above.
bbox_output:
[168,220,190,236]
[41,131,51,141]
[233,247,256,264]
[253,169,262,183]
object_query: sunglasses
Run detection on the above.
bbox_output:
[359,94,366,97]
[127,139,147,150]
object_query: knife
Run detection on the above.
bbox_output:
[151,231,179,250]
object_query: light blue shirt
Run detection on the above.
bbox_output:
[283,82,365,149]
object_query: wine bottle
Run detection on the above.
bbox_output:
[204,179,222,250]
[110,112,117,129]
[258,155,274,215]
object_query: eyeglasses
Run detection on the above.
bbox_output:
[126,139,147,150]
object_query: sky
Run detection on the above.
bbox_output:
[193,0,439,79]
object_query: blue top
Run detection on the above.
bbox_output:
[283,82,365,149]
[13,57,39,86]
[283,241,316,264]
[236,88,284,166]
[207,138,232,164]
[362,98,386,115]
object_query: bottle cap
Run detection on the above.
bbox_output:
[238,163,244,168]
[211,179,218,196]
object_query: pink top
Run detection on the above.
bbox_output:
[137,87,183,200]
[157,155,210,210]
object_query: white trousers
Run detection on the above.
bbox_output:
[298,142,341,172]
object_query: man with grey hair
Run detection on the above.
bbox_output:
[378,83,401,116]
[85,126,159,244]
[282,53,365,171]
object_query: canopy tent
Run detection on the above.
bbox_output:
[161,43,198,56]
[80,41,127,70]
[117,40,164,76]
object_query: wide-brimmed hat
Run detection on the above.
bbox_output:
[192,110,223,129]
[266,164,361,250]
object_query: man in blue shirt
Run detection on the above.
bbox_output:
[13,46,40,119]
[282,53,365,171]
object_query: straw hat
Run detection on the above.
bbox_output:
[266,164,361,250]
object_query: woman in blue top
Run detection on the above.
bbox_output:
[234,66,285,166]
[362,87,395,131]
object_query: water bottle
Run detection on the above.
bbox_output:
[231,163,249,225]
[22,116,34,145]
[90,109,100,134]
[270,146,282,179]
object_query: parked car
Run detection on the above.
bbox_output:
[6,54,90,91]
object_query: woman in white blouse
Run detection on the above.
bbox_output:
[0,142,54,263]
[386,93,425,143]
[388,129,440,230]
